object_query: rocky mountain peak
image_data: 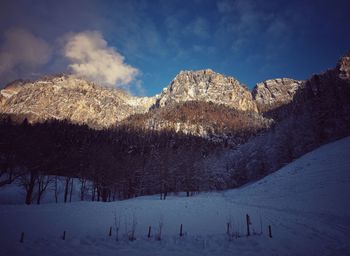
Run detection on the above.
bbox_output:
[155,69,258,112]
[252,78,304,112]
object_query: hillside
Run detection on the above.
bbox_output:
[0,136,349,255]
[226,136,350,217]
[120,101,271,143]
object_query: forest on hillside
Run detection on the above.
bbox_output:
[0,116,225,204]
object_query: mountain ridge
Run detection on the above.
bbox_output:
[1,51,349,134]
[0,70,299,129]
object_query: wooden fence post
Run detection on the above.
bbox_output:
[268,225,272,238]
[148,226,152,238]
[226,223,230,235]
[246,214,250,236]
[109,226,112,237]
[180,224,183,237]
[20,232,24,243]
[62,231,66,240]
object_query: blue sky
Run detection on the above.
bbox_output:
[0,0,349,96]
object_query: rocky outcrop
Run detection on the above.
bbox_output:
[0,75,156,129]
[336,51,350,81]
[0,80,25,99]
[155,69,258,112]
[252,78,304,113]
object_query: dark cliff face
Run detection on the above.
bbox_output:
[300,52,350,139]
[259,51,350,139]
[251,52,350,121]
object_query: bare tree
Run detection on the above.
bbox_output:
[63,176,71,203]
[53,175,62,203]
[36,174,53,204]
[69,178,74,202]
[19,169,37,205]
[79,176,88,201]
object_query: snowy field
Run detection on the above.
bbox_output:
[0,137,350,256]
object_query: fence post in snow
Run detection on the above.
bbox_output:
[20,232,24,243]
[130,230,135,241]
[180,224,183,237]
[269,225,272,238]
[62,231,66,240]
[246,214,250,236]
[226,223,230,235]
[148,226,151,238]
[109,226,112,237]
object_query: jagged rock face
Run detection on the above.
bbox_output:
[155,69,258,112]
[0,80,25,100]
[0,75,156,129]
[252,78,304,112]
[337,51,350,81]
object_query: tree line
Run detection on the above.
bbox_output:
[0,116,222,204]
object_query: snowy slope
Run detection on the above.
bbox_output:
[0,137,350,256]
[226,135,350,217]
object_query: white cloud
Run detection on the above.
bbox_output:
[63,31,138,87]
[0,28,52,82]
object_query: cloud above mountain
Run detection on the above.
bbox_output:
[0,28,139,89]
[63,31,138,87]
[0,0,349,95]
[0,28,52,82]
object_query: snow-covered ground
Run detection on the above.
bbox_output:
[0,137,350,256]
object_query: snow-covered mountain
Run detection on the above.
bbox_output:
[1,136,349,255]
